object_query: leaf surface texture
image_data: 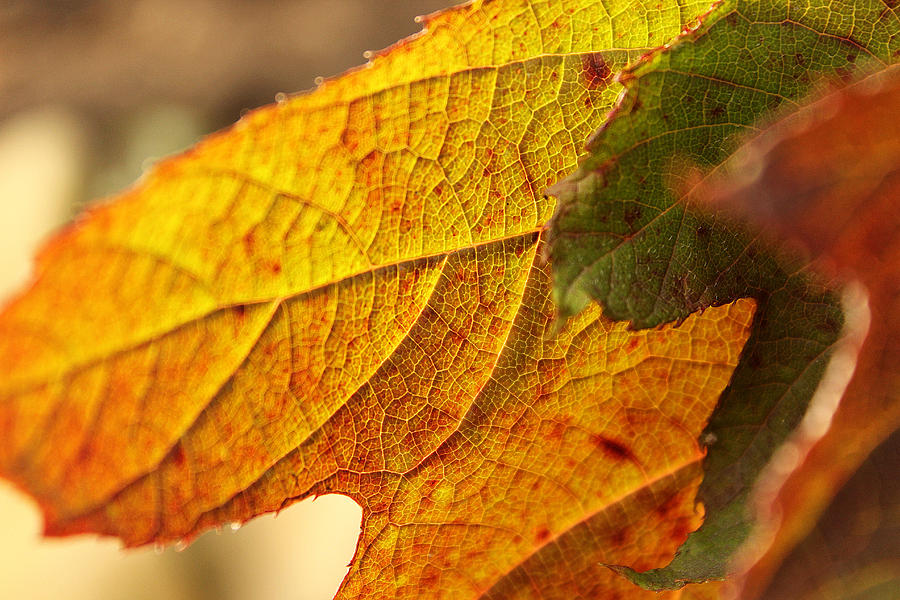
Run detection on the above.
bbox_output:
[0,1,754,598]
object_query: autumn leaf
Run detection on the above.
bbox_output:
[548,0,898,589]
[0,1,757,598]
[688,64,900,599]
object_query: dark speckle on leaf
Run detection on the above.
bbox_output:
[581,52,612,89]
[624,207,642,229]
[591,435,638,463]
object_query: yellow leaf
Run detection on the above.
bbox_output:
[0,1,753,597]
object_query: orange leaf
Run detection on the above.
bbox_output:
[0,1,754,597]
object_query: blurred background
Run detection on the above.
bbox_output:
[0,1,452,599]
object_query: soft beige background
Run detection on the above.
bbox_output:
[0,1,451,598]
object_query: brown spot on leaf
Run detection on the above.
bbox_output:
[654,492,681,519]
[581,52,612,90]
[624,207,642,229]
[242,231,255,252]
[535,526,551,543]
[173,443,187,468]
[233,304,247,320]
[591,435,638,463]
[610,527,629,547]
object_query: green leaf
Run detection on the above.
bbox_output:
[548,0,899,589]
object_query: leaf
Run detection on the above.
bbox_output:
[0,1,755,598]
[548,0,899,589]
[689,64,900,599]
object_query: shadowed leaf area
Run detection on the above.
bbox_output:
[693,64,900,600]
[549,0,898,590]
[0,1,758,599]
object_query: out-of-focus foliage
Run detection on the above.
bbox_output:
[691,64,900,599]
